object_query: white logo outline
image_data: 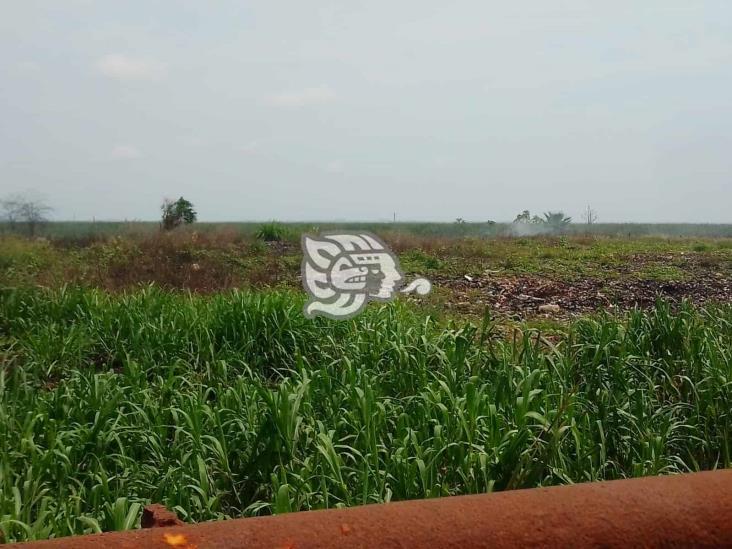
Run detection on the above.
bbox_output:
[301,231,431,320]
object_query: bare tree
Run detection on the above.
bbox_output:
[1,193,53,237]
[582,205,598,226]
[0,198,18,231]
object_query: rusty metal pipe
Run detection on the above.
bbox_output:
[10,470,732,548]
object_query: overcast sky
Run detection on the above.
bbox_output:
[1,1,731,222]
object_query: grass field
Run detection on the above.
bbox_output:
[1,228,731,542]
[2,288,731,542]
[1,227,730,319]
[4,220,732,240]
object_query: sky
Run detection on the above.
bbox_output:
[1,1,731,223]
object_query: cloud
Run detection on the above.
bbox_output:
[17,61,40,72]
[266,86,336,108]
[240,141,260,155]
[111,145,142,159]
[325,160,344,173]
[96,54,165,81]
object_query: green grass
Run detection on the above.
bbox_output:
[637,265,689,282]
[255,221,291,242]
[1,286,731,542]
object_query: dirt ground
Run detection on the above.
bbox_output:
[429,271,731,319]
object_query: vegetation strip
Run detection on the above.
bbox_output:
[1,286,730,542]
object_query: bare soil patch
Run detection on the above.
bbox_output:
[431,272,731,318]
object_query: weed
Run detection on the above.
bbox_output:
[256,222,289,242]
[1,288,730,541]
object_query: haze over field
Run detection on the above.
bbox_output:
[1,1,731,222]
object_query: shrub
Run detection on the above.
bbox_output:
[256,221,289,242]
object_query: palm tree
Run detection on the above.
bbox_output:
[543,211,572,234]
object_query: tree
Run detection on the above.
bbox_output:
[513,210,543,224]
[582,205,598,225]
[453,217,469,236]
[543,211,572,234]
[1,193,52,236]
[161,197,197,231]
[514,210,532,223]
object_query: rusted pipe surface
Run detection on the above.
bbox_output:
[10,470,732,548]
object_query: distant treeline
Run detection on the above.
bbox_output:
[2,220,732,239]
